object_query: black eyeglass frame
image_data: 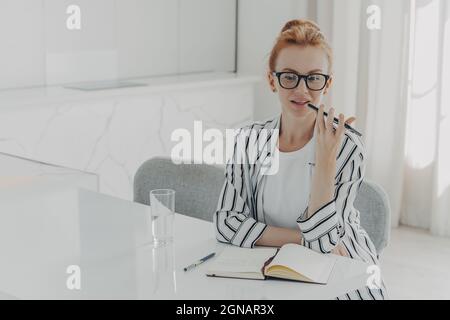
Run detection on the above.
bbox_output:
[271,71,330,91]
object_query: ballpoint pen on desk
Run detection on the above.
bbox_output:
[183,252,216,272]
[307,103,362,137]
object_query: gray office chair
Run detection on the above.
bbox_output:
[134,157,391,254]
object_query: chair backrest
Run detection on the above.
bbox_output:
[133,157,224,222]
[354,180,391,254]
[134,157,390,254]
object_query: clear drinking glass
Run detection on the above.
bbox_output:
[149,189,175,246]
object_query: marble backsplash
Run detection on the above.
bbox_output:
[0,74,258,200]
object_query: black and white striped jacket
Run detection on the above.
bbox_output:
[213,114,387,300]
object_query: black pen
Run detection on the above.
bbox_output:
[307,103,362,137]
[183,252,216,272]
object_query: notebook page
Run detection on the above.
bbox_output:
[207,247,278,273]
[268,243,336,283]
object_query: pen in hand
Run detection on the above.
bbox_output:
[183,252,216,272]
[307,103,362,137]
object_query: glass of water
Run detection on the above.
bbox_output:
[150,189,175,246]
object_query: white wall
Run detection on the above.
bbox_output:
[0,0,236,90]
[0,0,46,89]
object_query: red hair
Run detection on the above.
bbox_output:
[268,19,333,73]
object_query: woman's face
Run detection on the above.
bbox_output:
[268,45,332,119]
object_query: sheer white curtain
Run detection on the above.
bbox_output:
[402,0,450,236]
[309,0,450,236]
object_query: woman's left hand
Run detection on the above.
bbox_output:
[314,104,356,168]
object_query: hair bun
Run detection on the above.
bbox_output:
[281,19,321,33]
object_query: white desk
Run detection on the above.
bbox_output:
[0,185,371,299]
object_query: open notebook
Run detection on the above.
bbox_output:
[206,243,336,284]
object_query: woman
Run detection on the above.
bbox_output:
[213,19,387,300]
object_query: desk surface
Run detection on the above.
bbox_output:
[0,186,371,299]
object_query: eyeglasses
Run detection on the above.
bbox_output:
[271,71,330,91]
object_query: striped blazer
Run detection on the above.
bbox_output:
[213,114,387,300]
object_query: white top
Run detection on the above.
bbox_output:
[263,137,314,230]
